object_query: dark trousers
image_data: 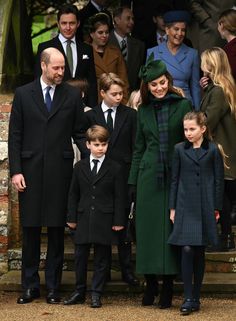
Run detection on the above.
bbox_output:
[21,226,65,290]
[75,243,110,295]
[221,179,236,234]
[108,208,133,276]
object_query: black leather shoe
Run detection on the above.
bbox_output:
[63,291,85,305]
[122,273,139,286]
[91,295,102,308]
[180,299,193,315]
[17,288,40,304]
[142,281,158,306]
[46,290,61,304]
[191,299,200,312]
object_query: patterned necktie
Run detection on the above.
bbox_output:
[121,38,127,61]
[45,86,52,112]
[91,159,99,176]
[106,109,113,133]
[66,39,73,75]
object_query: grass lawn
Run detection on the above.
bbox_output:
[32,22,58,54]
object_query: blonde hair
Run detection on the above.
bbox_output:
[127,90,142,110]
[201,47,236,118]
[218,9,236,36]
[99,72,124,92]
[183,111,229,169]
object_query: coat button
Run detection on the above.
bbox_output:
[92,185,96,189]
[91,206,95,210]
[92,196,95,200]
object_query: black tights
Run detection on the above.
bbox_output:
[181,246,205,301]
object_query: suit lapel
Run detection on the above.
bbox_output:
[184,145,208,164]
[94,105,107,127]
[31,79,49,118]
[93,157,110,184]
[80,158,93,182]
[110,104,128,145]
[49,83,68,118]
[158,43,188,75]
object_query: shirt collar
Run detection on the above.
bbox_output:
[58,33,76,44]
[101,101,118,112]
[90,154,105,163]
[114,30,127,44]
[40,77,56,91]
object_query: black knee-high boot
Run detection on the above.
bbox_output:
[142,274,159,306]
[158,275,174,309]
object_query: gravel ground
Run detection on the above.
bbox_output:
[0,292,235,321]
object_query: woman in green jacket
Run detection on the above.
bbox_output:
[200,47,236,251]
[128,54,192,308]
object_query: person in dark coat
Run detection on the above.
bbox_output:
[35,4,98,107]
[108,6,145,93]
[200,47,236,251]
[81,72,139,286]
[168,111,224,315]
[64,125,125,308]
[128,54,192,308]
[77,0,112,41]
[8,48,85,305]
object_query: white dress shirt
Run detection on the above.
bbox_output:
[40,77,56,101]
[90,154,105,173]
[101,101,117,124]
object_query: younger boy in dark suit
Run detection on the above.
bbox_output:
[64,125,125,308]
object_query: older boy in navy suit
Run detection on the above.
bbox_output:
[64,125,125,308]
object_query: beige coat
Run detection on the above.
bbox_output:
[93,44,129,103]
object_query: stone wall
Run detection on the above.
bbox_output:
[0,95,16,275]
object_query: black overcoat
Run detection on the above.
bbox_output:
[168,140,224,246]
[81,104,137,206]
[67,157,126,245]
[8,79,84,227]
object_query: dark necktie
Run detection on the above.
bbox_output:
[45,86,52,112]
[106,108,113,133]
[91,159,99,176]
[66,39,73,75]
[121,38,127,61]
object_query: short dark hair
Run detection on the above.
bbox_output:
[86,125,110,143]
[57,4,79,22]
[112,6,130,18]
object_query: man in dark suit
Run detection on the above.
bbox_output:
[79,73,139,286]
[35,4,97,107]
[77,0,112,41]
[109,6,145,93]
[8,47,85,304]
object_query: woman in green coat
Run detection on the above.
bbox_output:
[128,54,192,308]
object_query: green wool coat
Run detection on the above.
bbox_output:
[128,95,192,274]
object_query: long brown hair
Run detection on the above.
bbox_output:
[140,71,184,105]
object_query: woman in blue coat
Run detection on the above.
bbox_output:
[147,11,201,110]
[168,112,224,315]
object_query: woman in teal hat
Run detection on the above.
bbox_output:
[128,53,192,308]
